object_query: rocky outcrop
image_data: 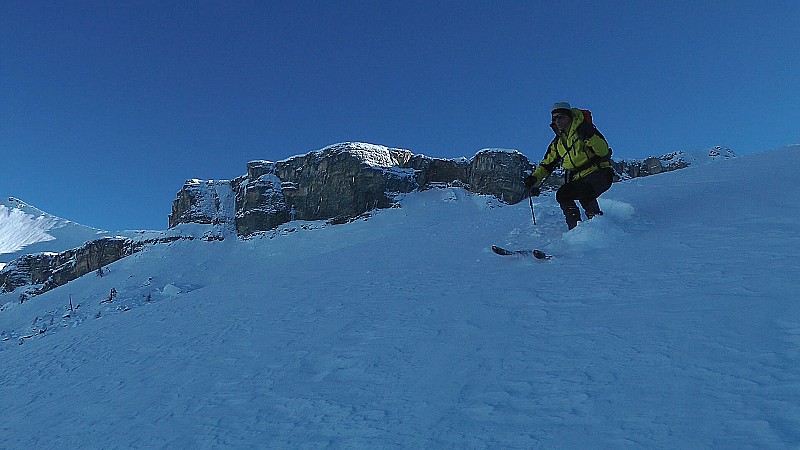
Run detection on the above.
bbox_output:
[611,157,665,179]
[612,146,734,180]
[0,237,139,294]
[0,236,185,296]
[234,172,290,236]
[466,150,531,204]
[401,154,468,189]
[170,143,534,236]
[266,144,418,222]
[168,180,236,229]
[0,252,56,294]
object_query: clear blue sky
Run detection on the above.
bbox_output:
[3,1,799,231]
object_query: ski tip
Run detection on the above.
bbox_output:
[491,245,513,256]
[533,250,552,260]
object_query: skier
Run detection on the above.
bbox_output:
[524,102,614,230]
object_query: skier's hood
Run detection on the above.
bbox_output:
[551,108,586,136]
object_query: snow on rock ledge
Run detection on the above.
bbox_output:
[312,142,415,168]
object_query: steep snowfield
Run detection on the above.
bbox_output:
[1,146,798,448]
[0,201,59,253]
[0,198,108,268]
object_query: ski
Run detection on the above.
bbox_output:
[491,245,552,260]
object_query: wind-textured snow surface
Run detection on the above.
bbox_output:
[0,199,59,254]
[1,146,799,448]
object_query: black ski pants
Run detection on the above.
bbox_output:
[555,167,614,229]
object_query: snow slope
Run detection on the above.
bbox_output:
[1,146,799,448]
[0,197,108,268]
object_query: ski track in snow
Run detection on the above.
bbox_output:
[1,148,800,448]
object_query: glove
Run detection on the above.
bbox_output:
[523,175,537,189]
[530,187,541,197]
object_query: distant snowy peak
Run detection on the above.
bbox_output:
[1,197,64,253]
[707,146,736,159]
[0,197,106,265]
[2,197,64,223]
[661,146,736,166]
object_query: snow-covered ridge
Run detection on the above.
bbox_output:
[0,197,107,267]
[0,198,62,254]
[661,145,736,166]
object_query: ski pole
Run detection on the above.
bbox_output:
[527,171,552,226]
[529,190,536,225]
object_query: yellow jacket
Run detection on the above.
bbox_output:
[532,108,610,183]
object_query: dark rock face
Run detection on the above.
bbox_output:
[466,150,532,205]
[233,144,419,235]
[0,237,138,294]
[269,143,418,223]
[400,155,469,189]
[169,181,210,228]
[0,253,52,294]
[0,236,188,297]
[612,157,674,179]
[168,180,234,229]
[169,143,535,236]
[234,172,291,236]
[610,146,734,180]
